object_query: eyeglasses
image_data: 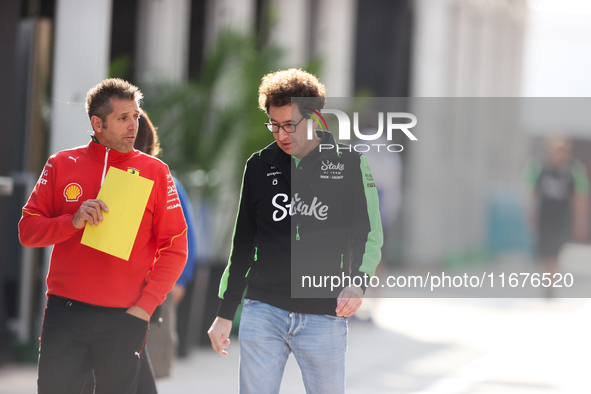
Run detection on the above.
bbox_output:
[264,117,306,133]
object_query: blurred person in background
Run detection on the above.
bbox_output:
[207,69,383,393]
[134,111,198,387]
[18,78,188,394]
[524,135,589,296]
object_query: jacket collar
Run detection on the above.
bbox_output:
[257,141,291,174]
[305,130,341,161]
[257,131,343,171]
[87,139,138,163]
[258,140,285,162]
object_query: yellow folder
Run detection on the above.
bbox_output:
[81,167,154,261]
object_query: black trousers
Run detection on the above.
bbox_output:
[38,295,149,394]
[80,347,158,394]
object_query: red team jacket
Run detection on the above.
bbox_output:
[18,141,188,315]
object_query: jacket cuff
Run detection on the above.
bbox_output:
[59,215,80,237]
[351,271,369,294]
[217,299,241,321]
[135,293,160,316]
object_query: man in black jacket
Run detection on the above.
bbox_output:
[208,69,383,394]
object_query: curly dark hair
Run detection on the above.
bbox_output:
[258,69,326,115]
[86,78,143,129]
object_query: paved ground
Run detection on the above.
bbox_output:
[2,296,589,393]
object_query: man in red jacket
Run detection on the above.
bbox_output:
[18,78,188,394]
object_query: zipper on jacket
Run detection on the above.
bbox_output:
[100,147,110,186]
[340,254,344,269]
[296,224,300,241]
[254,247,258,261]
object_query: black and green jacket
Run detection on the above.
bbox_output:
[217,131,383,319]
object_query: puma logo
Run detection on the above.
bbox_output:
[134,351,141,358]
[68,156,79,163]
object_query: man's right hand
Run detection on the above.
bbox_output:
[207,316,232,356]
[72,199,109,229]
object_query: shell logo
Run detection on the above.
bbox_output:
[64,183,83,202]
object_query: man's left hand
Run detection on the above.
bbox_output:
[335,286,364,317]
[126,305,150,322]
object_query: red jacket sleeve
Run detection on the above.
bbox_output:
[19,157,80,247]
[134,165,188,314]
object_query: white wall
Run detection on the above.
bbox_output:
[50,0,112,155]
[314,0,357,97]
[204,0,255,54]
[270,0,311,68]
[522,2,591,98]
[135,0,192,83]
[407,0,528,265]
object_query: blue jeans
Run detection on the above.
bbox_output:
[238,299,348,394]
